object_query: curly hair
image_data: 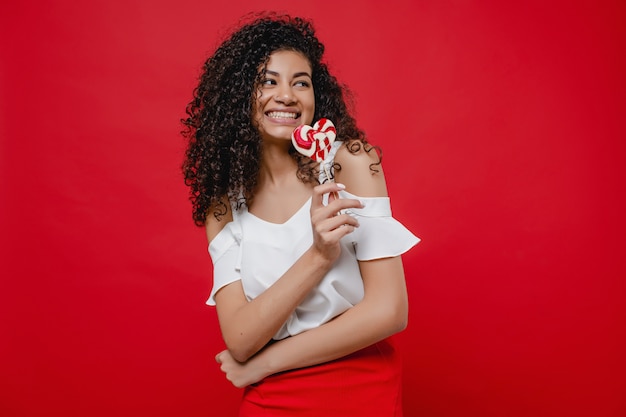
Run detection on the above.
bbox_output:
[182,12,373,226]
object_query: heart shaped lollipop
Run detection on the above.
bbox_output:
[291,118,336,162]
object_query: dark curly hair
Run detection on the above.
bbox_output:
[182,12,374,226]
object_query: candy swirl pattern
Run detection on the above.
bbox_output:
[291,118,337,162]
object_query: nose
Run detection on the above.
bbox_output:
[274,84,296,105]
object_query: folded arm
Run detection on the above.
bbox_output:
[215,254,408,387]
[210,182,364,362]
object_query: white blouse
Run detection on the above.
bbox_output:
[206,142,420,340]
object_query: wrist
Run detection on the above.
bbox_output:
[307,246,335,271]
[255,346,280,379]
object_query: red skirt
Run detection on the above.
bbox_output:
[239,338,403,417]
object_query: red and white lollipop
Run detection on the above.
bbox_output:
[292,118,340,203]
[291,118,337,162]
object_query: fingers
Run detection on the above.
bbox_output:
[310,182,363,238]
[314,221,357,244]
[311,182,346,210]
[311,183,363,217]
[311,200,363,229]
[313,212,359,234]
[311,210,360,259]
[310,182,364,261]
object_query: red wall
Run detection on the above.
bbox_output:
[1,1,625,416]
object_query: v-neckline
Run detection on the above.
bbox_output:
[245,197,312,226]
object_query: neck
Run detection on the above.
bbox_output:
[258,141,298,188]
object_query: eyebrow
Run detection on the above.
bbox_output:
[265,70,312,79]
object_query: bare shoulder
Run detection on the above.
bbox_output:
[334,140,388,197]
[205,196,234,243]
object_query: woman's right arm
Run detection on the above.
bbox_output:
[208,183,363,362]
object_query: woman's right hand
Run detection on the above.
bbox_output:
[309,182,363,263]
[212,182,364,363]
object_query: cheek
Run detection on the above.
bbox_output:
[306,92,316,119]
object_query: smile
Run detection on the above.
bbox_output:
[266,111,300,119]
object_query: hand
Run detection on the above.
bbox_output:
[310,182,363,263]
[215,349,268,388]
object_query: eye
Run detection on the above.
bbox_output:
[294,80,310,88]
[261,78,276,86]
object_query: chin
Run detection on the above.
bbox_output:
[263,127,297,141]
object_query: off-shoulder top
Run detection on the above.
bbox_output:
[206,141,419,340]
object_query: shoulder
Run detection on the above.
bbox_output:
[205,196,234,243]
[334,140,388,197]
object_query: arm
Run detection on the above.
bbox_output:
[216,255,408,387]
[209,183,364,362]
[267,256,408,370]
[216,142,410,387]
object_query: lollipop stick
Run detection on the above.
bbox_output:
[322,163,340,202]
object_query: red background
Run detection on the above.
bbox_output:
[1,1,625,416]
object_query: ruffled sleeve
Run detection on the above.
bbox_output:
[339,190,420,260]
[206,220,243,306]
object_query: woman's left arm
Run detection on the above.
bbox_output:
[215,141,411,387]
[216,255,408,387]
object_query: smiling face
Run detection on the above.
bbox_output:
[253,50,315,142]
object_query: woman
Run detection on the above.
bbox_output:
[182,13,419,416]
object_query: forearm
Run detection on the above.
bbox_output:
[214,295,406,389]
[251,256,408,377]
[255,297,406,379]
[215,184,363,362]
[216,246,332,361]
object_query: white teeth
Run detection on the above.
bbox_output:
[267,111,297,119]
